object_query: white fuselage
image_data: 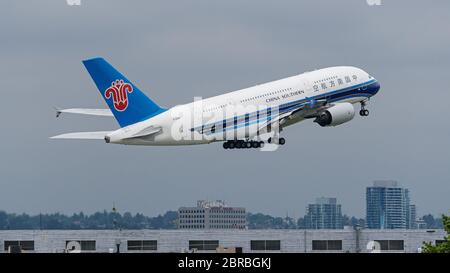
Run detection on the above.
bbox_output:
[106,66,379,145]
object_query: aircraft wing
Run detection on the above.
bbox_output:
[55,108,113,117]
[259,98,328,131]
[281,99,328,123]
[50,131,112,140]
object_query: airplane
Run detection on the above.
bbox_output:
[51,57,381,150]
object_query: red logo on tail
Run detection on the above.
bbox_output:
[104,80,133,112]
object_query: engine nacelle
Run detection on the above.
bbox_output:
[314,103,355,127]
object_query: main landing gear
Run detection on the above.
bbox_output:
[359,101,370,116]
[268,137,286,145]
[223,138,286,149]
[223,140,264,149]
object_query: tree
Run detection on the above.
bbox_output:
[422,214,450,253]
[0,211,8,229]
[297,217,305,229]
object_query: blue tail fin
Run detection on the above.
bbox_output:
[82,57,166,127]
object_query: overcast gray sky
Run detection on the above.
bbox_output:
[0,0,449,218]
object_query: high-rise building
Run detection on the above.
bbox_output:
[409,205,417,229]
[366,181,415,229]
[178,200,247,230]
[304,197,343,229]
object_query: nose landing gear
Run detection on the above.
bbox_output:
[360,101,370,116]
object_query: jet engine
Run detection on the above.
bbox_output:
[314,103,355,127]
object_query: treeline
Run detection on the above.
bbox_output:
[0,210,444,230]
[421,214,445,229]
[248,213,444,229]
[0,211,178,230]
[247,213,365,229]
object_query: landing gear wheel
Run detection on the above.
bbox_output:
[223,142,229,149]
[252,141,259,148]
[359,109,369,116]
[279,138,286,145]
[229,142,235,149]
[246,142,252,149]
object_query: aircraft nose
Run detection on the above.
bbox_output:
[370,80,381,95]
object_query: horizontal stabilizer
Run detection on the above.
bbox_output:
[56,108,113,117]
[125,126,162,139]
[50,131,112,140]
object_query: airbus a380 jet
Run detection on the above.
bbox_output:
[52,57,381,149]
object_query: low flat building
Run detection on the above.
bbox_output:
[0,229,444,253]
[178,200,247,230]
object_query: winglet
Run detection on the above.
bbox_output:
[54,106,62,118]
